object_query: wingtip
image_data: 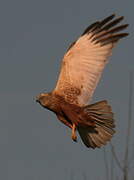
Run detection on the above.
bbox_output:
[105,13,116,19]
[124,24,129,28]
[121,32,129,37]
[119,16,124,20]
[110,13,116,18]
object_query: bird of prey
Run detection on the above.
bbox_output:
[36,14,129,148]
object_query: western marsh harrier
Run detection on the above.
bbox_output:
[36,14,129,148]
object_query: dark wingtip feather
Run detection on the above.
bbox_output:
[67,14,129,53]
[102,16,124,31]
[82,21,100,35]
[99,14,116,27]
[99,33,129,46]
[82,14,129,37]
[82,14,116,36]
[92,24,129,42]
[90,15,129,46]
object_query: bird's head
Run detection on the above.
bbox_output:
[36,92,52,108]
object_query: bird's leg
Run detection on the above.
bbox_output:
[71,123,77,142]
[57,114,72,129]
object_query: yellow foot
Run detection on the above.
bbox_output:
[71,124,77,142]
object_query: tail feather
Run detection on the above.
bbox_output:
[78,100,115,149]
[87,100,110,109]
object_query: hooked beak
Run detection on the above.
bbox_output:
[35,95,40,103]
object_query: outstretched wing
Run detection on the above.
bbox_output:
[54,14,129,106]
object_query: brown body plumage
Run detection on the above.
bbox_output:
[36,14,129,148]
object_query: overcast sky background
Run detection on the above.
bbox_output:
[0,0,133,179]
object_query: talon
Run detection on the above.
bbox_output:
[72,134,77,142]
[71,124,77,142]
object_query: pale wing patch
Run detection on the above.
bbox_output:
[55,35,113,105]
[54,15,128,106]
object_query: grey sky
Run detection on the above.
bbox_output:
[0,0,133,179]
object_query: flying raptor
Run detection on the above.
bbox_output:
[36,14,129,148]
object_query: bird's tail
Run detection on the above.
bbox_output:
[78,100,115,148]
